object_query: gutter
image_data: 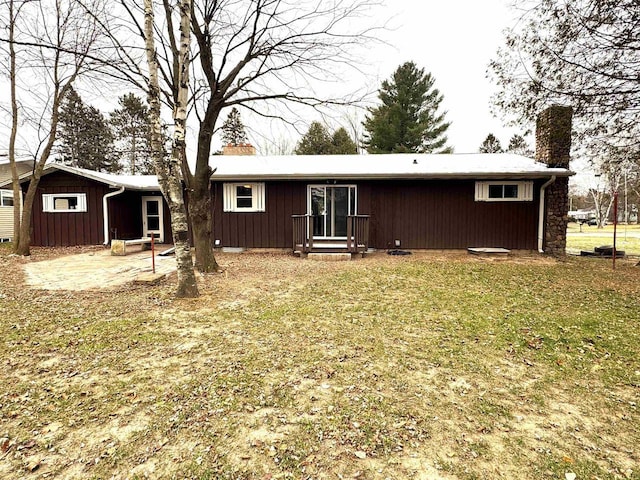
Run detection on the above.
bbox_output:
[102,187,125,245]
[209,171,574,182]
[538,176,556,253]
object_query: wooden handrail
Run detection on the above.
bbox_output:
[293,214,369,254]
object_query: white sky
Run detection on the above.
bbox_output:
[245,0,530,155]
[363,0,524,154]
[1,0,595,190]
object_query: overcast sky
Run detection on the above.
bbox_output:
[369,0,523,154]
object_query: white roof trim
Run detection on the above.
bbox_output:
[209,153,574,181]
[0,163,160,190]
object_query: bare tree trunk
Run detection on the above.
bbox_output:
[8,0,21,249]
[187,179,218,272]
[187,101,219,273]
[144,0,198,297]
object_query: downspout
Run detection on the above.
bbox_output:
[538,176,556,253]
[102,187,125,245]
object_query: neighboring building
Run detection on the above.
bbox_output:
[0,106,575,255]
[0,159,32,241]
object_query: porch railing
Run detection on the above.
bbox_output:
[346,215,370,254]
[292,214,369,254]
[292,214,313,253]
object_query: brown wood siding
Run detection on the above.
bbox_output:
[27,171,167,246]
[29,171,110,246]
[212,179,541,250]
[367,180,540,250]
[212,181,306,248]
[108,191,170,242]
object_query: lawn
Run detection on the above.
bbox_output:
[567,222,640,256]
[0,249,639,479]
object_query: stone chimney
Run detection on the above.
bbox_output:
[536,105,572,256]
[222,144,256,155]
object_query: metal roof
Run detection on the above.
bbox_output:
[209,153,573,181]
[0,163,160,190]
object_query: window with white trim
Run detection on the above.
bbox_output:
[0,190,14,207]
[42,193,87,212]
[223,183,265,212]
[475,181,533,202]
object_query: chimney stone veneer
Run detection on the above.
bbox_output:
[535,105,573,256]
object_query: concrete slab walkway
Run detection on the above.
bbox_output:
[23,248,177,291]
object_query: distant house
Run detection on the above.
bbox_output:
[0,106,574,255]
[0,159,32,242]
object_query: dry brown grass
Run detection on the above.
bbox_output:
[0,248,638,479]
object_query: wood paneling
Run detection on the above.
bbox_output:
[368,180,539,250]
[212,181,306,248]
[213,179,541,250]
[28,171,110,246]
[27,171,168,247]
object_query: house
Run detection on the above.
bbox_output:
[210,106,573,255]
[0,159,32,242]
[0,106,574,255]
[0,164,168,247]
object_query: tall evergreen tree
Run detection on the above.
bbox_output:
[110,93,153,174]
[221,107,248,145]
[57,88,117,172]
[479,133,503,153]
[295,123,358,155]
[331,127,358,154]
[363,62,452,154]
[295,122,333,155]
[506,134,533,157]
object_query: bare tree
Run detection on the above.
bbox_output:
[489,0,640,152]
[1,0,107,255]
[6,0,23,247]
[143,0,198,297]
[120,0,380,272]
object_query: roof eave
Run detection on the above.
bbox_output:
[210,170,575,181]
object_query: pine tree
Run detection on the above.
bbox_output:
[295,122,333,155]
[479,133,503,153]
[110,93,153,174]
[506,134,533,157]
[57,88,84,166]
[331,127,358,154]
[221,107,248,146]
[363,62,451,154]
[57,88,118,172]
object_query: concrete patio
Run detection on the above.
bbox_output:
[23,247,177,291]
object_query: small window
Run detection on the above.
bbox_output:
[475,181,533,202]
[236,185,253,209]
[42,193,87,212]
[0,190,14,207]
[223,183,265,212]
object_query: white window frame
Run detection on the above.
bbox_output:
[42,193,88,213]
[475,181,533,202]
[0,189,14,207]
[223,183,265,212]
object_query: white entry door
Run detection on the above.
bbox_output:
[142,196,164,242]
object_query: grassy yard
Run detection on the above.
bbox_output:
[567,223,640,256]
[0,249,639,479]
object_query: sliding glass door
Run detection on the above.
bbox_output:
[309,185,356,238]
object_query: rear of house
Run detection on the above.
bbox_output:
[1,106,574,254]
[210,155,567,253]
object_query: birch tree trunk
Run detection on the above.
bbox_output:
[143,0,198,298]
